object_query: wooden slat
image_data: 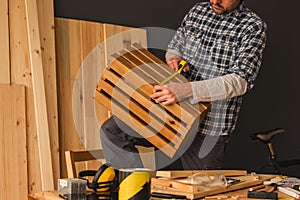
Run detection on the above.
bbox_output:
[0,84,27,199]
[0,0,10,84]
[9,0,42,193]
[36,0,60,189]
[156,170,248,178]
[80,21,104,150]
[9,0,31,87]
[25,0,54,190]
[25,89,42,193]
[55,18,86,179]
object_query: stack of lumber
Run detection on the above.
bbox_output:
[0,0,147,198]
[0,0,58,198]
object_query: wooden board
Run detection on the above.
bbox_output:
[25,0,54,190]
[95,44,210,158]
[156,170,248,178]
[9,0,42,193]
[0,0,10,84]
[0,84,27,200]
[37,0,60,188]
[55,18,86,178]
[9,0,32,87]
[80,20,104,150]
[151,174,276,199]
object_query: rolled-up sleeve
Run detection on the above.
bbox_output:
[229,20,267,91]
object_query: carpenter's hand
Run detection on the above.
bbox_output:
[151,82,192,106]
[167,56,190,72]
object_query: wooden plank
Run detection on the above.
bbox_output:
[9,0,42,193]
[0,84,27,200]
[55,18,86,179]
[80,21,103,150]
[26,89,43,193]
[0,0,10,84]
[25,0,54,190]
[156,170,248,178]
[9,0,31,87]
[36,0,60,189]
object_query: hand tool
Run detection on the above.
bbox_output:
[249,185,266,191]
[151,192,186,199]
[247,191,278,199]
[159,60,187,85]
[293,185,300,191]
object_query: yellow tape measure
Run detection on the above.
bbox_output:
[160,59,187,85]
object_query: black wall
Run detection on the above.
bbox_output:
[54,0,300,177]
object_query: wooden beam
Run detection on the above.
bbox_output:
[55,18,86,179]
[0,0,10,83]
[25,0,54,190]
[37,0,60,189]
[156,170,248,178]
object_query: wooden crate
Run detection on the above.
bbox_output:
[151,173,276,199]
[95,43,210,157]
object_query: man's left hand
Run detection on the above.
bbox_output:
[151,82,192,106]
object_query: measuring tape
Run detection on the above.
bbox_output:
[160,59,187,85]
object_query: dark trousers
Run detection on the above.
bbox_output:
[100,116,229,170]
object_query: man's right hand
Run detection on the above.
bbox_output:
[166,56,190,72]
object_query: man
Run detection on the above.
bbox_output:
[100,0,267,170]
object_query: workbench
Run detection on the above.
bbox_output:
[27,187,295,200]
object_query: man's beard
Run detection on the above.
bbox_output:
[210,3,228,15]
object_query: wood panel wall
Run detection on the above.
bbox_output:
[55,18,147,178]
[0,0,147,197]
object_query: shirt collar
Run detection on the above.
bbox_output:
[230,2,245,17]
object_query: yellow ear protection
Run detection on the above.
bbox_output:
[78,163,118,192]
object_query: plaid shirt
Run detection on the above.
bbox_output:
[167,2,267,136]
